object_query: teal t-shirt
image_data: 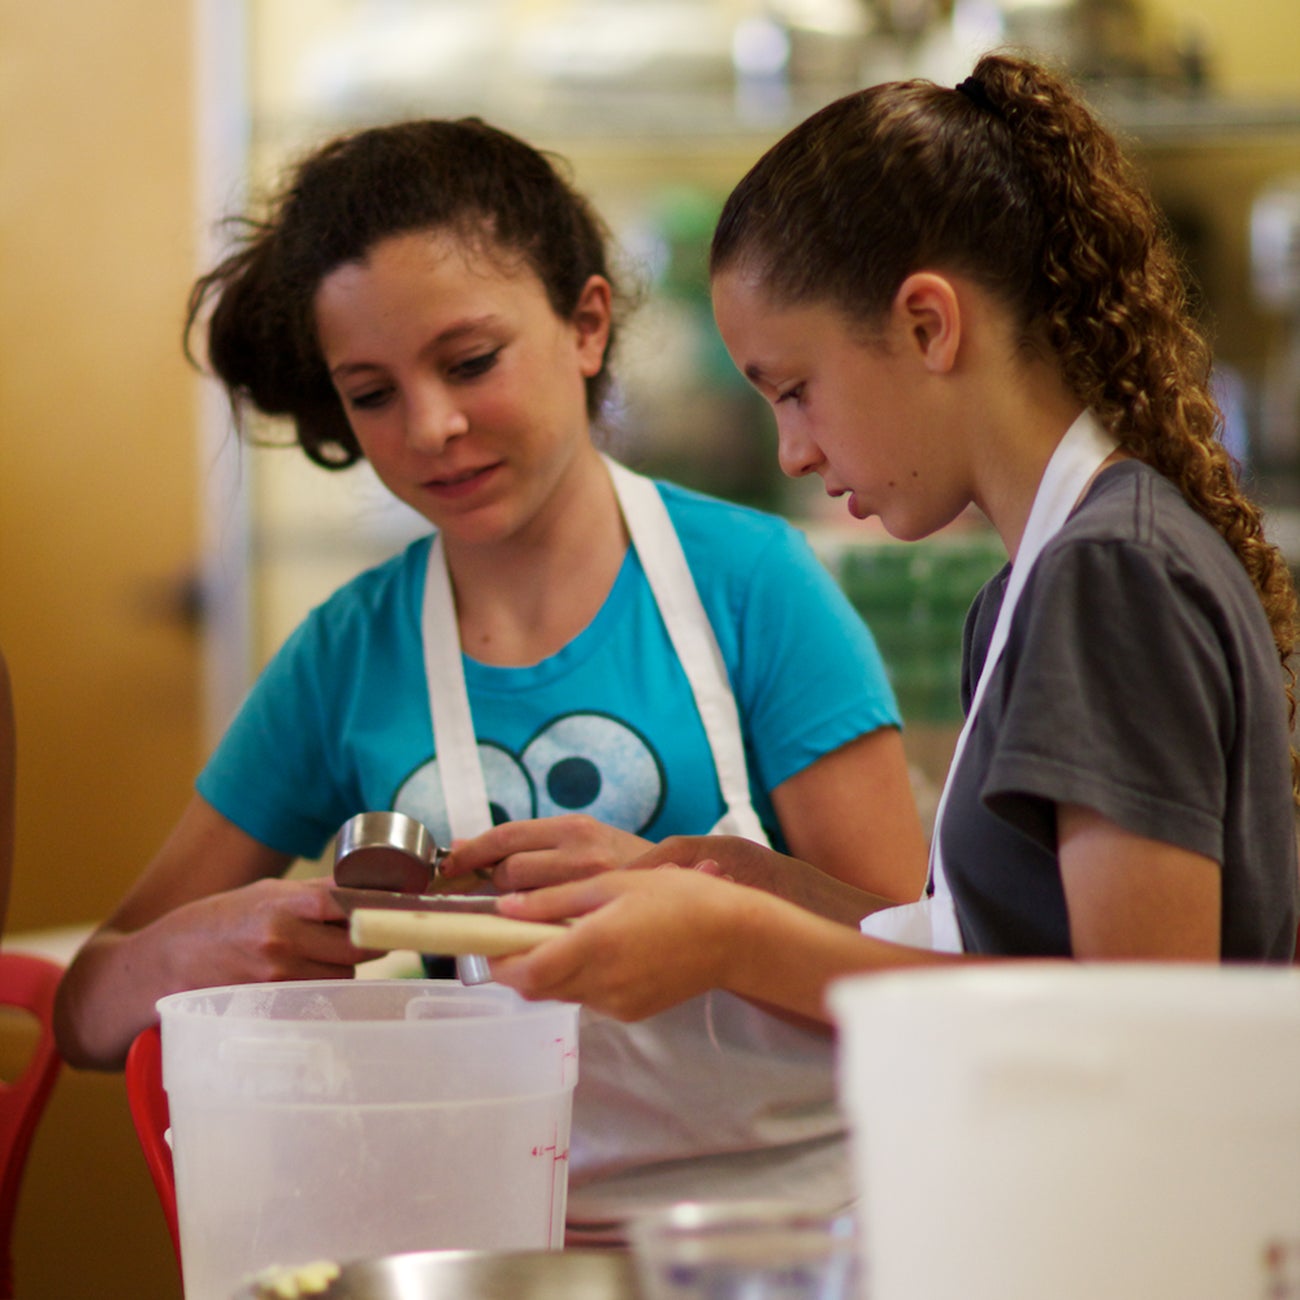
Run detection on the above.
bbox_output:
[198,481,899,857]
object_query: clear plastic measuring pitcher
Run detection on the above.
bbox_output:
[158,979,579,1300]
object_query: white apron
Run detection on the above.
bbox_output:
[421,457,849,1234]
[861,410,1118,952]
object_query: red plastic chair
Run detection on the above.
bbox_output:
[125,1023,181,1276]
[0,951,63,1300]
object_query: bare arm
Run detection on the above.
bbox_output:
[769,727,927,902]
[494,869,957,1023]
[1058,802,1220,959]
[493,803,1223,1023]
[54,794,375,1069]
[626,835,900,926]
[616,729,929,925]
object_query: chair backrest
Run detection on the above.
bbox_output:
[125,1023,181,1275]
[0,951,63,1300]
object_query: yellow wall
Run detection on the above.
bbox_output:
[1146,0,1300,96]
[0,3,204,935]
[0,2,199,1294]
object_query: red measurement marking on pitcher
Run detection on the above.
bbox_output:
[556,1037,579,1088]
[535,1119,570,1245]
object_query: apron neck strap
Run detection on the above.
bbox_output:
[930,409,1119,898]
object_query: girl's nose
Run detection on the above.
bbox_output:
[775,419,820,479]
[406,386,468,451]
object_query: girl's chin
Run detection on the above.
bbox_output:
[427,505,531,551]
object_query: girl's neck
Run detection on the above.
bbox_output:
[968,362,1088,560]
[444,446,629,667]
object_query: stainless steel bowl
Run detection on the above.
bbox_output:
[234,1248,642,1300]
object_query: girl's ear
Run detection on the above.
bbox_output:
[572,275,614,377]
[891,272,961,374]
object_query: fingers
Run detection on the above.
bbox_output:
[441,849,572,894]
[301,916,376,965]
[624,835,712,871]
[490,920,656,1020]
[692,859,735,882]
[438,820,556,879]
[440,837,551,892]
[483,851,567,894]
[489,934,586,1003]
[237,878,376,975]
[440,817,643,891]
[497,873,639,922]
[292,875,352,921]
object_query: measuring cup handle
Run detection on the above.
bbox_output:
[431,847,495,888]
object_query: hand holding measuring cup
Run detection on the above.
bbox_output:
[434,813,653,892]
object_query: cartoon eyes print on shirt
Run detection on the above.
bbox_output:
[524,713,665,827]
[392,712,665,846]
[393,741,532,837]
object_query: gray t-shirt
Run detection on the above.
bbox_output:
[941,460,1298,960]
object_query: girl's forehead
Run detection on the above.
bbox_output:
[313,231,550,325]
[313,230,558,353]
[714,272,837,336]
[711,269,775,334]
[360,226,533,280]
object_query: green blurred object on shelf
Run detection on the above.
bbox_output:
[833,535,1006,724]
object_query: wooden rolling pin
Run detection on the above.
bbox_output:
[349,906,568,957]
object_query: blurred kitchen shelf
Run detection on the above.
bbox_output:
[253,87,1300,160]
[814,528,1006,726]
[243,84,858,231]
[1095,92,1300,144]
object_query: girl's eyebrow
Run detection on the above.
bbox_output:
[329,315,504,380]
[744,362,783,390]
[432,315,502,345]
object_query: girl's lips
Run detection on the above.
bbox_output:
[826,483,868,519]
[422,462,500,500]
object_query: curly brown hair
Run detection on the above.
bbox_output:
[712,51,1300,800]
[185,117,624,469]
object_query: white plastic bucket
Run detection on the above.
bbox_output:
[158,979,578,1300]
[830,963,1300,1300]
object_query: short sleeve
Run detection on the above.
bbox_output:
[197,612,358,859]
[733,525,901,792]
[982,537,1233,861]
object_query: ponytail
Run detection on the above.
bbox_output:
[969,53,1298,795]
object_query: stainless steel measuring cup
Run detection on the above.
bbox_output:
[334,810,449,893]
[333,811,490,984]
